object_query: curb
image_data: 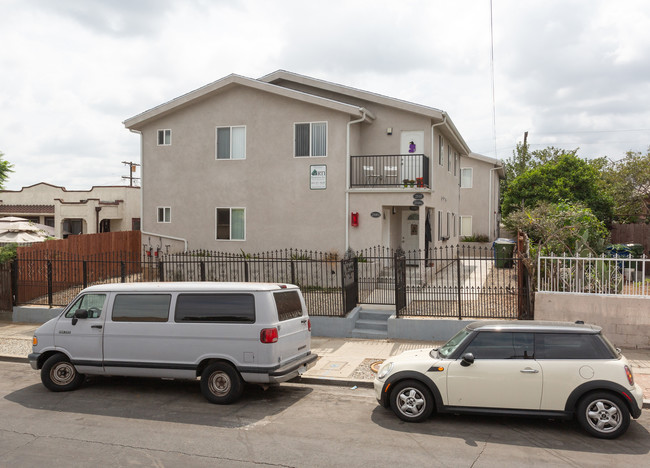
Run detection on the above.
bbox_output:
[0,355,29,364]
[296,376,374,389]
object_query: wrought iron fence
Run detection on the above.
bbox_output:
[12,245,530,319]
[357,245,529,319]
[350,154,430,188]
[538,254,649,296]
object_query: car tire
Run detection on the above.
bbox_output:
[576,392,631,439]
[200,362,243,404]
[390,380,434,422]
[41,354,85,392]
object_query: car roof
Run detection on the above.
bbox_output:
[466,320,601,334]
[81,282,299,293]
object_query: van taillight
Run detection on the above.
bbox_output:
[308,319,312,332]
[624,365,634,386]
[260,328,278,344]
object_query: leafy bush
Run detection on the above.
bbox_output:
[461,234,490,243]
[0,243,17,263]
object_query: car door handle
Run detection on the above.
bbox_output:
[520,368,539,374]
[91,325,103,329]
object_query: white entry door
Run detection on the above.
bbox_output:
[401,211,419,253]
[400,131,425,182]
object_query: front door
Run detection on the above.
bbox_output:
[400,131,425,182]
[401,211,419,254]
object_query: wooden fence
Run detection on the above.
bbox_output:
[15,231,141,304]
[610,223,650,254]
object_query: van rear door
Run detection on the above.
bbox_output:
[273,290,311,363]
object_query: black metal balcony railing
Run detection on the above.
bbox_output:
[350,154,430,188]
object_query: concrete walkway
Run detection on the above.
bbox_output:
[1,321,648,409]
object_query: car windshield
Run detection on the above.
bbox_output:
[434,328,471,358]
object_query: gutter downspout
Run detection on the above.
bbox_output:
[129,128,188,252]
[346,109,368,251]
[430,114,447,192]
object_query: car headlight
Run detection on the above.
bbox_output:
[377,362,394,380]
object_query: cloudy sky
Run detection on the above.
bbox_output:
[1,0,649,190]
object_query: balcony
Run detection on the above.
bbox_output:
[350,154,430,188]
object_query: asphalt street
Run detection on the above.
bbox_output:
[1,360,649,468]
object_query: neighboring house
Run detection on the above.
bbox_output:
[459,153,505,241]
[124,70,474,254]
[0,183,141,239]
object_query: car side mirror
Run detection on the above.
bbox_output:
[461,353,475,367]
[72,309,89,325]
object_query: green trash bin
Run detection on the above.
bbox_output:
[493,238,516,268]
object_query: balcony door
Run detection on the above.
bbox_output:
[400,131,424,182]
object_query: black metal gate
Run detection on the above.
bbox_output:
[341,252,358,315]
[394,248,407,313]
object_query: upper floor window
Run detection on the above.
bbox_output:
[216,207,245,240]
[460,168,473,188]
[447,145,452,172]
[295,122,327,157]
[216,126,246,160]
[157,129,171,146]
[438,135,444,165]
[157,207,171,223]
[454,153,459,176]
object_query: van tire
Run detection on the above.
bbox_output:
[41,354,85,392]
[200,362,243,404]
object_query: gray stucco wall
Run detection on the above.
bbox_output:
[535,292,650,348]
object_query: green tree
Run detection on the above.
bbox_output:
[601,147,650,223]
[501,152,613,224]
[0,151,14,189]
[503,201,609,257]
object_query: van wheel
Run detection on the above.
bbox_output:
[41,354,85,392]
[577,392,630,439]
[200,362,243,404]
[390,380,434,422]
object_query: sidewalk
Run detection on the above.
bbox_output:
[1,321,648,409]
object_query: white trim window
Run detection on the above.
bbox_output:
[216,126,246,160]
[460,216,472,237]
[454,152,459,176]
[461,167,473,188]
[447,145,452,172]
[447,212,451,238]
[437,210,443,240]
[438,135,444,165]
[295,122,327,157]
[157,207,171,223]
[216,207,245,241]
[157,129,171,146]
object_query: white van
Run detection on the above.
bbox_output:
[29,282,317,404]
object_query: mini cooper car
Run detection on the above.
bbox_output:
[374,321,643,438]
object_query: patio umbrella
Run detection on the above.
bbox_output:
[0,216,55,244]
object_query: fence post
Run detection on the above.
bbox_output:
[244,261,249,282]
[120,261,126,283]
[11,259,18,306]
[456,247,462,320]
[290,260,296,285]
[158,259,164,282]
[200,261,206,281]
[394,248,406,316]
[47,260,53,307]
[82,261,88,289]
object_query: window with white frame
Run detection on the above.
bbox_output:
[216,126,246,160]
[157,207,171,223]
[295,122,327,157]
[157,129,171,146]
[216,208,245,240]
[454,153,459,176]
[460,216,472,237]
[447,145,452,172]
[437,210,443,240]
[460,167,473,188]
[438,135,444,165]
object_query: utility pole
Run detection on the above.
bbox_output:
[122,161,141,187]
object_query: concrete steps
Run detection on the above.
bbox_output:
[351,309,392,339]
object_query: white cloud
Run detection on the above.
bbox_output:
[1,0,649,190]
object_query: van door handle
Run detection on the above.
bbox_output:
[520,368,539,374]
[91,325,103,329]
[301,319,307,324]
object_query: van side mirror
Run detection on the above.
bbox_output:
[72,309,89,326]
[461,353,475,367]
